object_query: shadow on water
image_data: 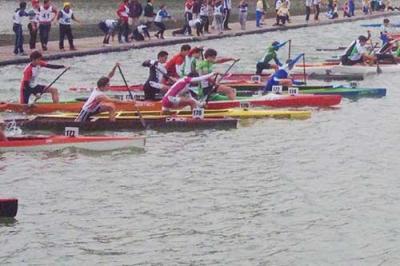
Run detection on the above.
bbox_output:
[0,217,17,226]
[0,147,146,159]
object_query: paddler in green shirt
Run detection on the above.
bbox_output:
[196,48,237,100]
[256,41,288,75]
[181,47,203,77]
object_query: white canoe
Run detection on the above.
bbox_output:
[0,135,145,152]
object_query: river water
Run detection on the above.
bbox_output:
[1,16,400,265]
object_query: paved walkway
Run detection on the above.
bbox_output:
[0,11,396,66]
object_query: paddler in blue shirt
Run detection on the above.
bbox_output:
[256,41,288,75]
[380,18,392,46]
[262,53,304,94]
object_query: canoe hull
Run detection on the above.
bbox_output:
[0,135,146,152]
[41,108,312,120]
[16,117,239,132]
[0,94,340,114]
[206,94,342,109]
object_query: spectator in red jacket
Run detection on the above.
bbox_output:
[117,0,130,43]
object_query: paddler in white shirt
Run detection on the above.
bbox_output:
[75,63,129,122]
[341,35,376,65]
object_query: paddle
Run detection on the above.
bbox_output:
[302,54,307,85]
[288,39,292,60]
[117,65,147,129]
[203,59,240,104]
[369,40,382,74]
[32,67,70,104]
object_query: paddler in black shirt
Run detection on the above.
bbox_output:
[142,50,176,100]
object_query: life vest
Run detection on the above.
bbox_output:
[341,40,356,62]
[59,9,73,25]
[39,5,54,24]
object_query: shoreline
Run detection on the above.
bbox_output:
[0,11,397,67]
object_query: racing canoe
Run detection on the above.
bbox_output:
[68,73,364,93]
[205,94,341,109]
[0,94,340,114]
[0,198,18,218]
[220,85,387,99]
[0,135,146,152]
[301,87,387,98]
[14,116,239,132]
[41,108,312,120]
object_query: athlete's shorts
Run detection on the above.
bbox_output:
[75,106,101,122]
[341,56,363,66]
[22,85,46,104]
[161,96,181,111]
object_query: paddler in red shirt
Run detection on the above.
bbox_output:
[20,51,67,104]
[165,44,192,78]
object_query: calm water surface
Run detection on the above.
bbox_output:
[1,16,400,265]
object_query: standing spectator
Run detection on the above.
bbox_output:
[184,0,194,35]
[362,0,371,14]
[28,0,40,51]
[261,0,268,24]
[38,0,57,51]
[98,19,119,46]
[327,0,334,13]
[371,0,377,11]
[214,0,224,34]
[238,0,248,30]
[129,0,143,28]
[305,0,312,22]
[199,1,210,33]
[117,0,130,43]
[154,4,172,39]
[256,0,264,28]
[349,0,355,16]
[343,1,351,17]
[313,0,321,21]
[12,1,29,56]
[144,0,156,28]
[223,0,232,30]
[273,0,282,26]
[193,0,201,19]
[285,0,291,22]
[58,2,79,51]
[208,0,215,30]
